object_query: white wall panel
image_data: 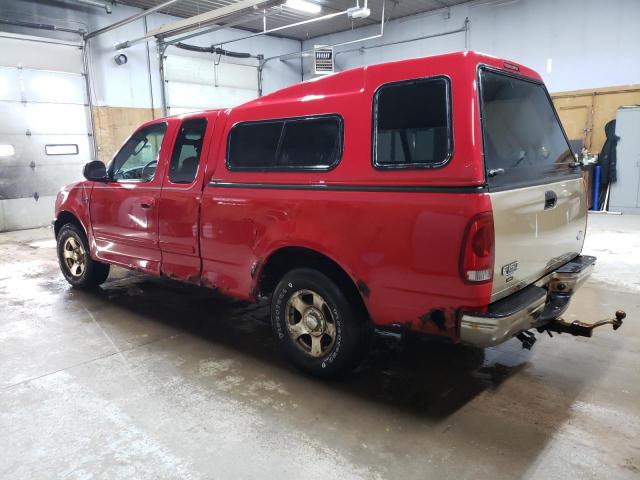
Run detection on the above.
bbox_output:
[302,0,640,93]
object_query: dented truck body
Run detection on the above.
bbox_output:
[54,51,620,356]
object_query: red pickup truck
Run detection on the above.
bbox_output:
[54,51,624,376]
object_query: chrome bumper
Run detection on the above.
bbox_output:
[460,255,595,348]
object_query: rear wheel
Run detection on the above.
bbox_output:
[57,223,110,288]
[271,268,369,377]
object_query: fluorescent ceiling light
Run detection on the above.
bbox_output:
[285,0,321,14]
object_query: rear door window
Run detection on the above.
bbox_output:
[227,115,342,171]
[168,118,207,183]
[373,77,452,169]
[479,68,576,189]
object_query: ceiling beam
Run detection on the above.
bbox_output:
[146,0,277,38]
[114,0,278,50]
[86,0,182,39]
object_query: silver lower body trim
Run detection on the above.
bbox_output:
[460,255,595,348]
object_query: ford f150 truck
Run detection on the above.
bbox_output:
[54,51,624,376]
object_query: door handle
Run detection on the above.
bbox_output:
[544,190,557,210]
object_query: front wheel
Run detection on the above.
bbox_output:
[57,223,110,288]
[271,268,369,377]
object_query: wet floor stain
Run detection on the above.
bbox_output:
[1,223,639,479]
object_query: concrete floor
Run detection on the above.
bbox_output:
[1,214,639,480]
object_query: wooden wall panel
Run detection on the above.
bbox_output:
[552,85,640,154]
[93,107,162,164]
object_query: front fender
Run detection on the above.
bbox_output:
[54,181,96,255]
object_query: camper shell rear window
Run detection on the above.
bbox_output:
[479,67,577,190]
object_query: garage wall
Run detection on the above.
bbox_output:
[301,0,640,94]
[0,0,303,229]
[552,84,640,153]
[163,55,260,115]
[0,33,92,231]
[0,0,302,164]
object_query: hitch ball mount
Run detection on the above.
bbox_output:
[540,310,626,338]
[515,311,626,350]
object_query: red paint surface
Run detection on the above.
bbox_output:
[55,52,543,341]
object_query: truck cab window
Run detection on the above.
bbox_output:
[227,115,342,171]
[169,118,207,183]
[278,117,341,169]
[110,123,167,182]
[373,77,451,169]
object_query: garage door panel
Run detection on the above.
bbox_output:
[0,133,89,166]
[0,35,83,72]
[164,107,196,116]
[0,102,89,135]
[165,55,258,90]
[0,195,57,231]
[167,82,258,111]
[0,162,84,199]
[164,54,259,116]
[22,69,86,105]
[0,67,21,101]
[166,55,216,85]
[0,35,91,231]
[0,130,89,199]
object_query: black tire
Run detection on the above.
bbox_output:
[57,223,110,288]
[271,268,369,377]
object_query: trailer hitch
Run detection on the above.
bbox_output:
[516,330,537,349]
[539,310,626,337]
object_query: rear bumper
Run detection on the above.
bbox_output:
[460,255,595,348]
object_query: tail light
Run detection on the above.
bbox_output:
[460,212,495,283]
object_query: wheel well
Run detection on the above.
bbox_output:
[54,211,84,238]
[258,247,370,322]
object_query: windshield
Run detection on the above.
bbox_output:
[479,69,575,189]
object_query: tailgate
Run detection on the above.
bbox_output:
[478,66,587,302]
[490,177,586,301]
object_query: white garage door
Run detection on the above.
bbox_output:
[0,33,92,232]
[165,54,259,116]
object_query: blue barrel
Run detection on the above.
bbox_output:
[592,165,601,210]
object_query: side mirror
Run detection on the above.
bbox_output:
[83,160,108,182]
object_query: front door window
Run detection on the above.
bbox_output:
[110,123,167,182]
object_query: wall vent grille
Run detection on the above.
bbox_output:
[314,47,334,75]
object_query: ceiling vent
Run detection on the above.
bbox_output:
[313,46,334,75]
